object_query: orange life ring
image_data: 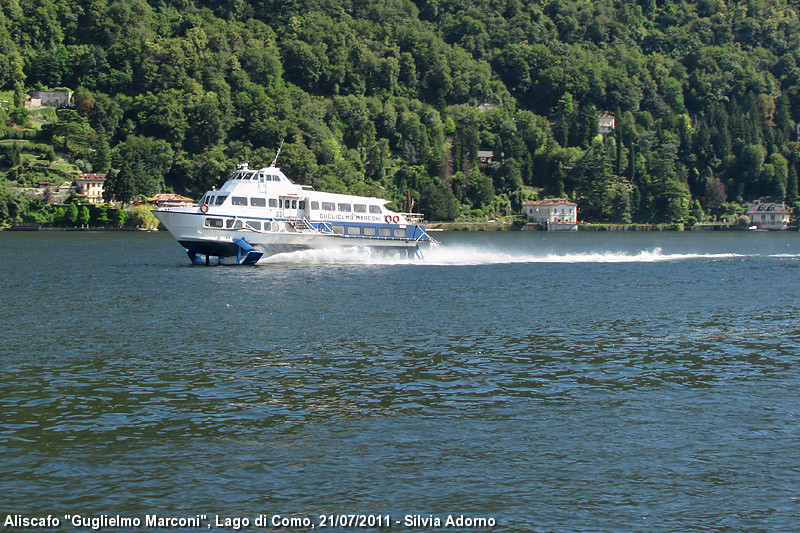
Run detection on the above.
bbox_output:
[392,215,400,223]
[200,203,209,213]
[385,215,392,224]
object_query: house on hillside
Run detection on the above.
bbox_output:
[74,174,107,204]
[746,202,792,230]
[26,90,73,109]
[151,193,195,208]
[524,198,579,231]
[598,112,616,135]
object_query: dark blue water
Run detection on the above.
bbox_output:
[2,230,800,532]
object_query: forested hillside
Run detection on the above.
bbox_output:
[3,0,800,224]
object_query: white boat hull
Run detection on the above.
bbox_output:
[155,209,428,264]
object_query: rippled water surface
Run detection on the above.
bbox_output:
[2,230,800,531]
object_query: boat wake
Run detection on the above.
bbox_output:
[258,245,751,266]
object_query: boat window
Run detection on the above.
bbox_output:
[354,204,367,213]
[393,228,406,238]
[251,197,266,207]
[215,195,228,205]
[347,226,361,235]
[378,227,391,237]
[269,199,278,207]
[363,226,376,236]
[206,195,214,204]
[279,199,283,208]
[299,201,305,209]
[291,200,297,209]
[204,218,223,228]
[338,203,351,212]
[332,225,345,235]
[246,220,261,231]
[226,219,243,229]
[310,201,320,210]
[322,202,335,211]
[369,205,382,214]
[232,196,248,206]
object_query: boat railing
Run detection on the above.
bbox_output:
[402,213,425,224]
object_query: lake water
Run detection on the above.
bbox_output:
[1,230,800,532]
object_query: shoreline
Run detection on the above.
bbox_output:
[4,222,796,232]
[424,221,784,232]
[2,225,153,232]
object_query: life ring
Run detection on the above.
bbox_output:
[392,215,400,223]
[385,215,392,224]
[200,203,209,213]
[289,221,295,228]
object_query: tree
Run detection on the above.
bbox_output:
[65,203,79,226]
[112,209,127,227]
[421,179,459,221]
[79,206,91,227]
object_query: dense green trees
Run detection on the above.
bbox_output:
[3,0,800,225]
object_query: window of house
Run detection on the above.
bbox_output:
[251,197,266,207]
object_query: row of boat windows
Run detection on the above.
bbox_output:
[200,194,384,214]
[314,201,383,214]
[203,217,406,237]
[231,171,282,181]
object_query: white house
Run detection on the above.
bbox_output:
[598,112,616,134]
[74,173,107,204]
[523,198,579,231]
[747,202,792,230]
[26,90,73,109]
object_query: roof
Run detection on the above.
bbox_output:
[76,175,106,181]
[524,198,577,207]
[151,193,195,203]
[746,202,792,215]
[477,150,494,158]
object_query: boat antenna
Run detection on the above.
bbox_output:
[271,139,284,167]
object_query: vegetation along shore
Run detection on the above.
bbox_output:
[3,0,800,229]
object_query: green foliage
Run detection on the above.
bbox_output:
[132,204,159,230]
[3,0,800,222]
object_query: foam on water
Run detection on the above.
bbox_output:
[258,244,751,266]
